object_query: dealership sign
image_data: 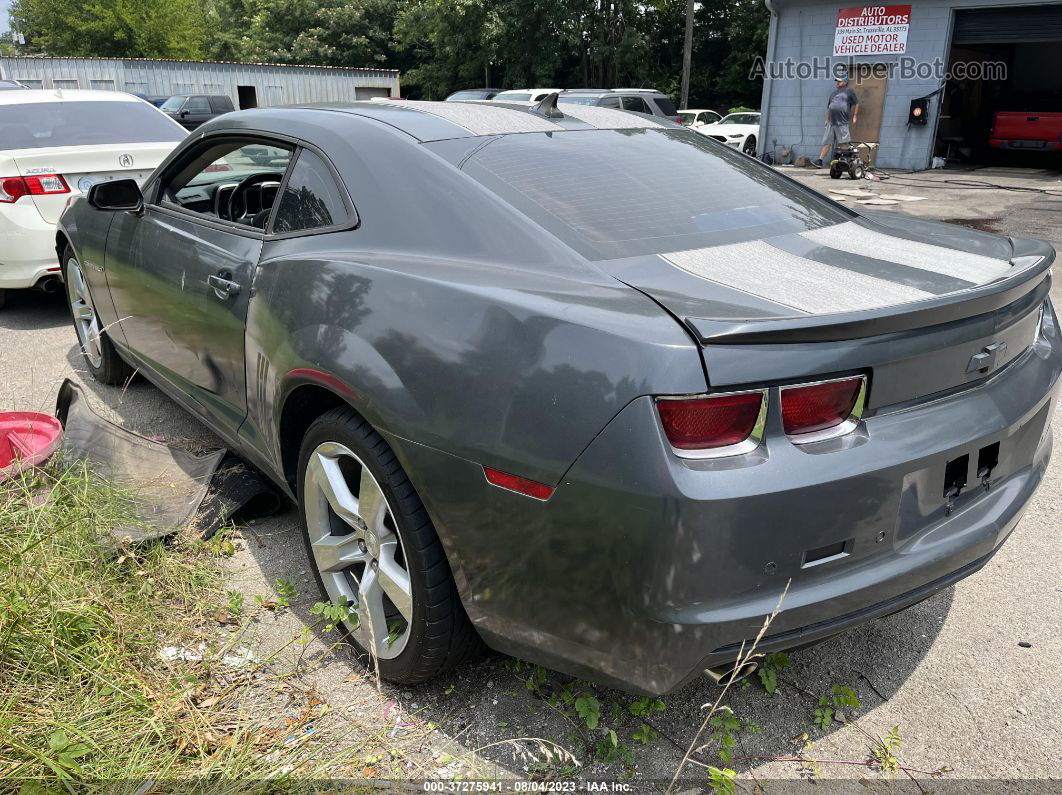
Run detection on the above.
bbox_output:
[834,5,912,55]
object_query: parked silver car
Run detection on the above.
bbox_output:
[57,99,1061,694]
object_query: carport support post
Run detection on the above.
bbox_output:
[680,0,694,109]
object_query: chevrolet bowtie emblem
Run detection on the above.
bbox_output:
[967,341,1008,375]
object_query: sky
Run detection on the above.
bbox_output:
[1,1,10,34]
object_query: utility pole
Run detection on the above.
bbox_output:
[680,0,694,109]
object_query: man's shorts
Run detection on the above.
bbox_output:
[822,122,852,147]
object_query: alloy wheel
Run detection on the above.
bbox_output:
[303,441,413,659]
[66,257,103,369]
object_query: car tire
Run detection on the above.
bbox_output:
[297,406,482,683]
[62,244,135,386]
[743,135,757,156]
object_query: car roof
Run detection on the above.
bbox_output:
[681,108,718,113]
[0,88,145,106]
[229,100,674,143]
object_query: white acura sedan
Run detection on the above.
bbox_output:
[0,89,187,307]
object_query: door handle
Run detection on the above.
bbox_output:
[208,273,241,299]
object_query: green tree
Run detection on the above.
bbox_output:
[10,0,209,58]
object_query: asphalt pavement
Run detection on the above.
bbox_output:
[2,167,1061,784]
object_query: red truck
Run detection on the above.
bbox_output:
[989,111,1062,151]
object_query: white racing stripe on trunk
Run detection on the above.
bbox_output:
[661,240,934,314]
[803,222,1013,285]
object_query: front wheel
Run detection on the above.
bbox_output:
[297,407,481,683]
[742,135,757,156]
[63,245,134,385]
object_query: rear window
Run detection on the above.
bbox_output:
[455,129,848,260]
[1,101,186,150]
[653,96,678,116]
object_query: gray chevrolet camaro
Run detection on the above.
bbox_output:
[57,99,1060,694]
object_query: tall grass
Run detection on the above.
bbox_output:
[0,461,349,788]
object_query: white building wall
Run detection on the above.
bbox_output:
[0,56,400,105]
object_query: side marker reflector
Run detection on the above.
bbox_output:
[483,466,554,500]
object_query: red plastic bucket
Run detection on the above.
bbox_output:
[0,412,64,482]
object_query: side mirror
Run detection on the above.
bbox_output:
[88,179,143,213]
[179,109,189,117]
[694,121,704,127]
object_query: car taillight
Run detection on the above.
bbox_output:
[483,466,554,500]
[0,174,70,202]
[0,176,30,202]
[656,390,766,452]
[780,376,865,439]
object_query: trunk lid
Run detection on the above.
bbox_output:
[10,142,175,223]
[604,215,1053,410]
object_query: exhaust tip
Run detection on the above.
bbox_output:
[36,277,61,294]
[705,654,764,686]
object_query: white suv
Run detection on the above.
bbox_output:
[0,90,186,307]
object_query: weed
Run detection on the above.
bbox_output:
[632,723,657,745]
[226,589,244,615]
[756,651,792,694]
[707,706,742,764]
[871,725,902,775]
[628,697,665,718]
[595,729,634,768]
[812,683,862,730]
[275,577,298,608]
[706,765,736,795]
[309,597,358,632]
[573,693,601,731]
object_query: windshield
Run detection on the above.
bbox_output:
[0,101,186,150]
[453,128,847,260]
[721,114,759,125]
[160,95,187,111]
[677,112,696,125]
[557,95,602,106]
[495,92,532,102]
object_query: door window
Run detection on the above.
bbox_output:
[600,96,621,109]
[271,149,352,234]
[184,96,211,114]
[158,138,294,229]
[621,96,652,114]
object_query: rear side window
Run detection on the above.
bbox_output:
[271,149,351,234]
[209,96,233,113]
[457,128,848,260]
[0,101,185,150]
[654,96,678,116]
[621,96,652,114]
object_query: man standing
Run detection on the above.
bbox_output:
[814,74,859,167]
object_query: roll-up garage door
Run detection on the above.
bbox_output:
[953,5,1062,44]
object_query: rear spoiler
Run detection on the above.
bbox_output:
[685,253,1052,345]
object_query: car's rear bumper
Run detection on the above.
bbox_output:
[0,203,61,289]
[989,138,1062,151]
[390,305,1062,695]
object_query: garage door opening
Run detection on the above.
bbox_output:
[237,85,258,109]
[936,4,1062,168]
